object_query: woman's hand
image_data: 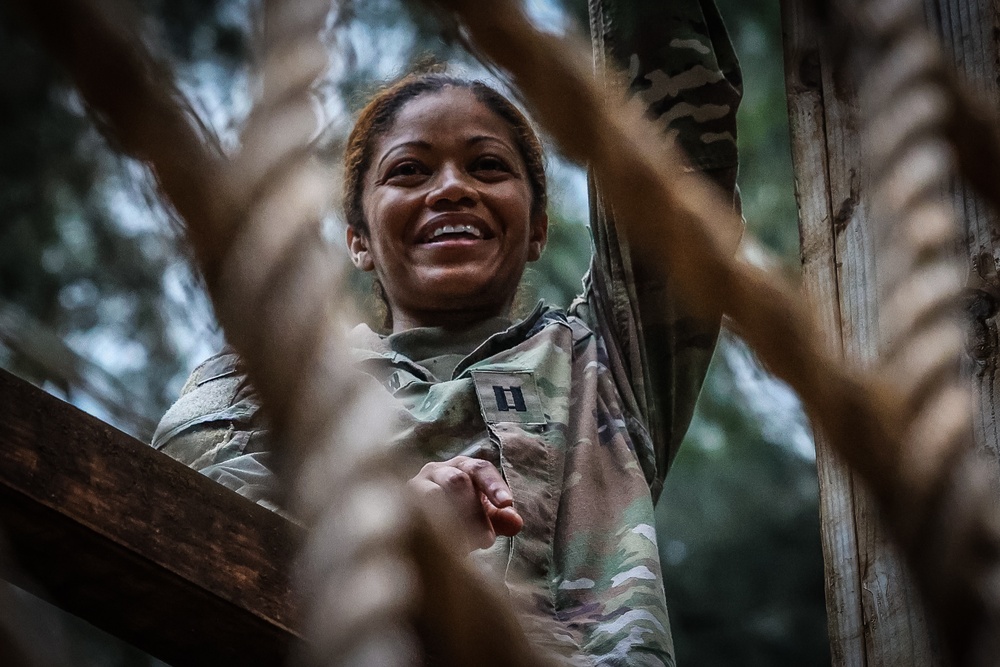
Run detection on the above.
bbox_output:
[408,456,524,551]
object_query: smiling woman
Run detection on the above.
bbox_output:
[151,9,742,661]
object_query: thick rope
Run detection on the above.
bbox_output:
[222,2,422,664]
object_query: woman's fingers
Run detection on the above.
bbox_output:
[450,457,524,536]
[409,456,523,550]
[450,456,514,508]
[483,498,525,537]
[424,463,494,534]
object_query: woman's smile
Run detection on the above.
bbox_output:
[417,212,492,245]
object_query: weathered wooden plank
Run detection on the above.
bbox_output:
[781,0,945,664]
[0,369,302,666]
[931,0,1000,464]
[780,3,867,664]
[823,35,939,667]
[784,0,1000,663]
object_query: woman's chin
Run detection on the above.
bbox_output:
[427,288,508,312]
[418,269,515,298]
[402,278,513,316]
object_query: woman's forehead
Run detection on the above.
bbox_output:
[377,88,519,153]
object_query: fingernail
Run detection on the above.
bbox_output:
[496,489,512,503]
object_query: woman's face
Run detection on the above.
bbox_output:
[349,87,547,331]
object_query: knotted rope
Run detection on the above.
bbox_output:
[222,2,421,664]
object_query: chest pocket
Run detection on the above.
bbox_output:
[471,369,564,621]
[470,370,546,425]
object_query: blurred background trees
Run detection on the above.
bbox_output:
[0,0,829,664]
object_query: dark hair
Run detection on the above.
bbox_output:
[342,72,547,235]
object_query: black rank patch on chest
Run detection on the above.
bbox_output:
[471,370,546,425]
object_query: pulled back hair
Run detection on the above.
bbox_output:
[343,73,547,235]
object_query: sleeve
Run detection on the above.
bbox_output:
[201,452,288,518]
[151,349,283,512]
[576,0,742,498]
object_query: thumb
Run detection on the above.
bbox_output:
[484,497,524,537]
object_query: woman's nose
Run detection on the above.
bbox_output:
[426,165,477,208]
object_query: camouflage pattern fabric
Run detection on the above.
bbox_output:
[151,291,725,665]
[150,350,264,467]
[589,0,742,173]
[150,350,283,514]
[587,0,742,490]
[346,301,683,665]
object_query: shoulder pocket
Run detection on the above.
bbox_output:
[152,356,258,450]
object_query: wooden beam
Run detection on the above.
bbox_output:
[0,369,301,666]
[783,0,1000,664]
[779,3,867,665]
[781,4,940,662]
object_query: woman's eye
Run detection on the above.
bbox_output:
[473,156,510,173]
[386,162,425,180]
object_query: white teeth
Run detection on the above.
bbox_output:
[429,223,483,239]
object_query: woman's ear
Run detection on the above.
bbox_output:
[347,226,376,271]
[527,211,549,262]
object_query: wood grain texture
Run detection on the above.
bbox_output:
[780,2,867,664]
[932,0,1000,463]
[778,0,987,663]
[0,369,302,667]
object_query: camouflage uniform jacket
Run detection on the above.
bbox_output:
[346,290,722,667]
[153,288,719,667]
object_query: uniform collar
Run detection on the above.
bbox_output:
[347,301,551,381]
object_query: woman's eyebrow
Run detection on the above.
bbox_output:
[467,135,512,149]
[376,140,431,170]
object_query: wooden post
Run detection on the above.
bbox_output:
[782,0,1000,664]
[0,369,302,666]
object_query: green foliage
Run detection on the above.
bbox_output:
[0,1,248,437]
[522,209,592,310]
[721,0,801,265]
[659,339,829,665]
